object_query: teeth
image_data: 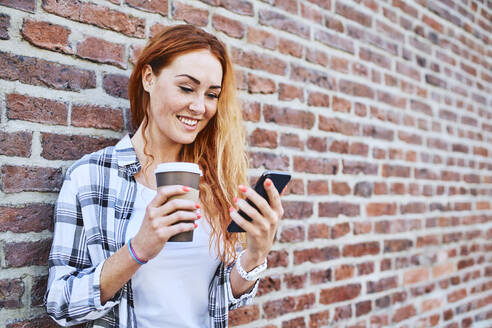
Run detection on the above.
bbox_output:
[178,116,198,126]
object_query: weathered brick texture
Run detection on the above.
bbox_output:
[1,0,491,327]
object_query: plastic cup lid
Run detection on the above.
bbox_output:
[154,162,202,176]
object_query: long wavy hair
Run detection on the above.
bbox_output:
[128,24,247,264]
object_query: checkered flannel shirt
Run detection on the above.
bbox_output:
[45,134,258,327]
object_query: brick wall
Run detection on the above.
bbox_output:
[0,0,491,327]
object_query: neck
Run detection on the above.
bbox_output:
[131,123,183,188]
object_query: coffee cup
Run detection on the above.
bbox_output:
[154,162,202,242]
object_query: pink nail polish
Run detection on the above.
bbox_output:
[194,223,198,229]
[229,206,235,212]
[233,197,238,203]
[239,185,247,193]
[183,186,190,192]
[266,179,272,187]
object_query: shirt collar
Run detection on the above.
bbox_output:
[115,134,141,175]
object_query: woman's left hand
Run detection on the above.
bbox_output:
[230,178,284,263]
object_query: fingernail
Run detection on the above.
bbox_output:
[194,223,198,229]
[183,186,190,192]
[239,185,247,193]
[266,179,272,187]
[195,203,200,209]
[197,213,202,219]
[229,206,235,212]
[233,197,238,203]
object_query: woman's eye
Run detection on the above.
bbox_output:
[207,93,219,99]
[179,86,193,93]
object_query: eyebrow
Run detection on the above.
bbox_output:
[176,74,221,89]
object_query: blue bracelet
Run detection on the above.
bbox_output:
[128,238,147,265]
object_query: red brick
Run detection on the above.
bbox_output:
[263,105,315,129]
[421,298,442,312]
[320,284,361,304]
[339,79,374,98]
[278,83,303,101]
[125,0,168,16]
[329,140,348,153]
[315,29,354,54]
[0,131,31,157]
[307,91,330,107]
[397,61,421,81]
[311,268,332,284]
[282,317,306,328]
[31,275,48,307]
[343,242,380,257]
[247,26,276,50]
[241,101,260,122]
[382,164,410,178]
[229,304,260,326]
[392,304,417,323]
[301,3,323,24]
[354,181,372,197]
[366,203,396,216]
[319,116,360,136]
[248,74,276,94]
[366,276,398,294]
[279,225,305,243]
[384,239,413,253]
[294,157,338,174]
[259,9,310,38]
[201,0,254,16]
[41,133,118,160]
[21,19,73,54]
[291,64,336,90]
[231,47,287,76]
[330,56,349,73]
[263,294,315,319]
[1,165,63,193]
[307,180,328,195]
[0,278,24,308]
[0,0,35,12]
[309,310,329,328]
[0,204,53,233]
[267,250,289,268]
[71,105,123,131]
[349,142,369,156]
[7,93,67,125]
[448,288,467,303]
[332,222,350,239]
[212,14,245,38]
[0,51,95,91]
[278,37,303,57]
[308,223,330,240]
[257,275,281,296]
[357,262,374,275]
[280,133,304,150]
[4,239,51,267]
[306,47,329,66]
[249,152,289,170]
[403,267,430,285]
[103,74,129,99]
[294,247,340,264]
[335,265,355,280]
[400,202,426,214]
[43,0,145,37]
[283,178,303,195]
[77,36,125,68]
[284,273,307,289]
[360,47,391,69]
[353,221,371,235]
[343,160,378,175]
[249,128,278,148]
[333,304,352,321]
[356,300,372,316]
[0,13,9,40]
[319,202,359,217]
[336,2,372,27]
[282,201,313,219]
[171,1,208,26]
[332,96,351,112]
[331,181,350,195]
[307,136,327,152]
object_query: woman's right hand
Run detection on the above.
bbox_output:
[131,185,200,261]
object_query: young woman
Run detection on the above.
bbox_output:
[45,25,284,327]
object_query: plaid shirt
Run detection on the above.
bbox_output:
[45,134,258,327]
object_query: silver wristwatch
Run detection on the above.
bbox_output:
[235,250,267,281]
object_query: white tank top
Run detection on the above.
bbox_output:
[125,182,221,328]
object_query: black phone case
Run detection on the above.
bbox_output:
[227,171,291,233]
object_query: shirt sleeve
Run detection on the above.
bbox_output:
[44,169,121,326]
[208,259,259,326]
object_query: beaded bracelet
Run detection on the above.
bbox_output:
[128,238,148,265]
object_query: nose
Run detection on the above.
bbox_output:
[189,95,206,114]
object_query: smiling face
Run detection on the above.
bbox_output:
[142,49,223,148]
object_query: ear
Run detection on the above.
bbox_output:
[142,64,154,92]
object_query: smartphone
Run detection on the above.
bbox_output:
[227,170,291,233]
